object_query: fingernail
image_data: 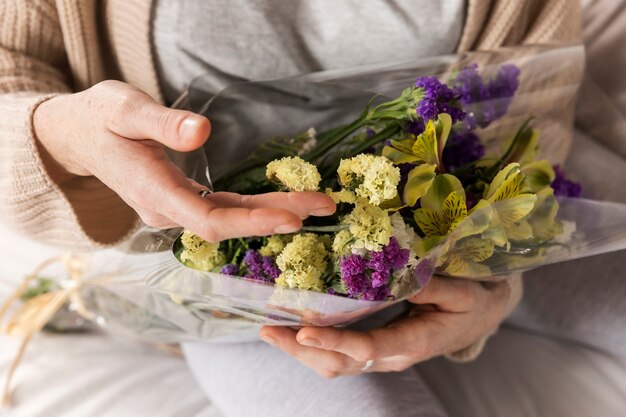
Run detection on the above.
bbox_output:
[298,337,321,347]
[274,223,301,234]
[309,207,335,216]
[179,117,201,141]
[260,334,278,347]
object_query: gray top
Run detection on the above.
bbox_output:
[153,0,466,104]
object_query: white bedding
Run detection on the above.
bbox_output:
[0,224,218,417]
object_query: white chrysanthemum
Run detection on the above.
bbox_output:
[337,154,400,205]
[266,156,321,192]
[342,199,394,252]
[275,233,329,292]
[179,230,226,272]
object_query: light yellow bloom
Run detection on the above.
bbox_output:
[342,199,394,252]
[332,229,353,255]
[275,233,329,292]
[266,156,321,192]
[259,235,291,257]
[180,230,226,272]
[325,188,356,204]
[337,154,400,206]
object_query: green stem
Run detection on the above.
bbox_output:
[302,116,367,163]
[346,124,401,157]
[300,224,349,233]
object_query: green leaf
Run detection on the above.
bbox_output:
[402,163,437,206]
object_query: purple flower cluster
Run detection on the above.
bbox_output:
[220,264,239,276]
[551,165,582,198]
[414,77,465,128]
[338,237,410,301]
[442,131,485,172]
[243,250,280,282]
[452,64,520,129]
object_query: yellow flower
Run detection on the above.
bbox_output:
[337,154,400,206]
[266,156,321,192]
[325,188,357,204]
[275,233,329,292]
[259,235,291,257]
[342,198,394,251]
[180,230,226,272]
[332,229,354,255]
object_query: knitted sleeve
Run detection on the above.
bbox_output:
[0,0,137,248]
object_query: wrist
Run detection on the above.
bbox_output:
[32,94,86,184]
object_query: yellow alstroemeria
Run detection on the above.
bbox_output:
[472,163,538,246]
[382,113,452,168]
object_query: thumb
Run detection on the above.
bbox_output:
[107,89,211,151]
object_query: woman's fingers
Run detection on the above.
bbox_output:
[295,323,420,363]
[407,276,483,312]
[209,191,336,218]
[260,327,361,378]
[102,81,211,152]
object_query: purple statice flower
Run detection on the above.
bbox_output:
[243,250,278,282]
[452,64,520,129]
[442,131,485,172]
[339,254,367,277]
[220,264,239,276]
[371,271,390,288]
[405,119,425,135]
[551,165,582,197]
[339,254,369,297]
[382,237,410,270]
[342,272,369,298]
[414,76,465,124]
[453,64,488,104]
[365,250,387,273]
[361,286,391,301]
[261,256,281,280]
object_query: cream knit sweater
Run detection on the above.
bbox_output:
[0,0,581,362]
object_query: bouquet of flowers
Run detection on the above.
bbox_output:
[177,61,584,304]
[4,45,626,344]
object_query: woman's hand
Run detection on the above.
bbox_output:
[260,276,513,378]
[33,80,336,241]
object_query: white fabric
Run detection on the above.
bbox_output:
[0,223,217,417]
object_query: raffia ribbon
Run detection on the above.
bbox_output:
[0,253,109,407]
